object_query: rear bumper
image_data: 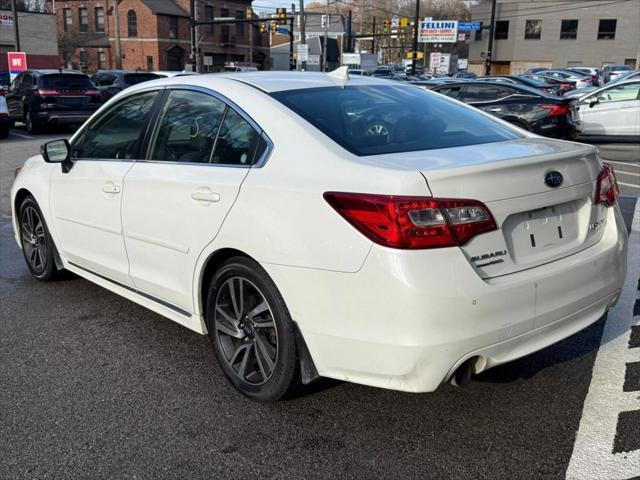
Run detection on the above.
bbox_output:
[34,110,95,125]
[263,203,627,393]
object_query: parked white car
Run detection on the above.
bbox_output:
[0,94,10,138]
[11,72,627,401]
[577,80,640,140]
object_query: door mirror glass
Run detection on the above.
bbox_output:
[589,98,600,108]
[42,139,70,163]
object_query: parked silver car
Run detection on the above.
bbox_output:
[602,64,632,83]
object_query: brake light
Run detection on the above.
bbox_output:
[36,89,61,96]
[541,104,570,117]
[595,163,619,207]
[85,89,101,96]
[323,192,497,249]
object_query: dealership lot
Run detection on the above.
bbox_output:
[1,129,639,479]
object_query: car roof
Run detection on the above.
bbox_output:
[26,69,85,76]
[433,80,552,96]
[195,71,398,93]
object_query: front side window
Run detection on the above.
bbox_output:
[434,86,463,99]
[560,19,578,40]
[128,10,137,37]
[148,90,227,163]
[525,20,542,39]
[494,21,509,40]
[598,19,616,39]
[72,91,158,160]
[461,85,512,102]
[79,8,88,32]
[95,7,105,32]
[271,85,521,156]
[593,83,640,103]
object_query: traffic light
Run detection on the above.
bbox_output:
[276,7,287,25]
[271,21,277,34]
[259,23,266,33]
[383,20,390,34]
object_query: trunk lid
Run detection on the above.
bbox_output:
[362,137,605,278]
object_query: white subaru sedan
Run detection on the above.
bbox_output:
[11,71,627,401]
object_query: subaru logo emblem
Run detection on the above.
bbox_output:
[544,171,563,188]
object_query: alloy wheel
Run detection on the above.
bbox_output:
[214,276,278,385]
[20,205,47,274]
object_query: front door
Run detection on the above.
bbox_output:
[580,81,640,136]
[50,90,160,285]
[122,88,260,312]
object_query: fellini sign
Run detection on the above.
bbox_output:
[418,19,459,43]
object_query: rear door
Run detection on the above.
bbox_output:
[49,90,160,285]
[121,88,262,312]
[580,81,640,135]
[6,72,28,119]
[459,84,515,118]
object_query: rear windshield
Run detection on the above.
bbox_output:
[270,85,521,156]
[124,73,161,85]
[41,74,94,89]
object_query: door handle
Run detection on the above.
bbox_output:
[191,189,220,203]
[102,182,121,194]
[489,108,502,112]
[619,105,633,109]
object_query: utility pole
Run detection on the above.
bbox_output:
[10,0,20,51]
[190,0,197,72]
[289,11,295,70]
[346,10,352,54]
[371,16,375,54]
[248,6,253,66]
[485,0,497,75]
[410,0,419,75]
[113,0,122,69]
[299,0,306,70]
[322,1,329,71]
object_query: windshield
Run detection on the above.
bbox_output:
[41,74,94,89]
[123,73,161,85]
[271,85,522,156]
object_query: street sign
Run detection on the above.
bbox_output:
[307,54,320,66]
[429,52,441,70]
[7,52,27,82]
[400,17,408,28]
[297,44,309,62]
[276,26,289,34]
[458,22,481,31]
[418,19,458,43]
[391,16,399,28]
[458,58,468,70]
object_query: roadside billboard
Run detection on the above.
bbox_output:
[418,19,458,43]
[8,52,27,82]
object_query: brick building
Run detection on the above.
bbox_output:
[49,0,269,72]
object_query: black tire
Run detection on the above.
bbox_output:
[18,195,60,281]
[205,257,300,402]
[25,110,41,135]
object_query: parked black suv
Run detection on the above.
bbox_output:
[90,71,161,100]
[6,70,102,134]
[431,81,582,140]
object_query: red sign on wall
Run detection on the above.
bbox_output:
[8,52,27,81]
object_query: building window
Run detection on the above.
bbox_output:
[559,19,578,40]
[475,22,483,41]
[494,21,508,40]
[235,10,244,36]
[205,5,214,33]
[221,8,229,39]
[95,7,105,33]
[597,19,617,39]
[79,50,87,67]
[127,10,137,37]
[98,51,106,69]
[63,8,72,31]
[79,8,88,33]
[169,16,179,38]
[146,56,153,71]
[524,19,542,39]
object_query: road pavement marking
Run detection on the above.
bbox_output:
[617,171,640,177]
[566,201,640,479]
[8,131,33,140]
[607,160,640,169]
[617,181,640,188]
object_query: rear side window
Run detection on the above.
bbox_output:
[271,85,520,156]
[72,91,158,160]
[212,109,259,166]
[41,74,94,89]
[461,85,513,102]
[435,86,463,99]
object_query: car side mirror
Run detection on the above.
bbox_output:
[588,98,599,108]
[41,139,73,173]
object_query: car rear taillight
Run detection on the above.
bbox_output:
[560,83,574,91]
[541,104,570,117]
[323,192,497,249]
[595,163,619,207]
[36,89,61,96]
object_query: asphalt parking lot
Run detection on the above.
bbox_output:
[1,128,639,479]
